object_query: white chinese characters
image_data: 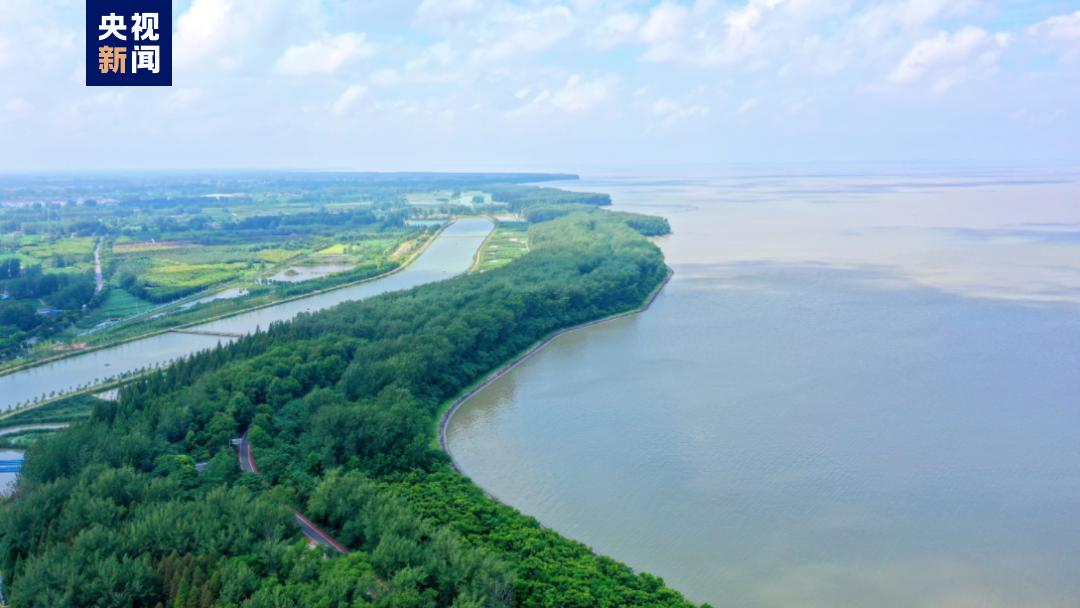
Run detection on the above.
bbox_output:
[98,13,127,41]
[131,13,160,41]
[133,46,161,74]
[96,12,161,75]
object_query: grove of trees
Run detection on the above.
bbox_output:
[1,210,697,608]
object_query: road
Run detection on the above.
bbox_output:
[235,429,346,554]
[93,239,104,295]
[236,431,258,474]
[293,511,349,553]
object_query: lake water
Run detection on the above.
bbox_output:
[446,167,1080,607]
[0,218,493,412]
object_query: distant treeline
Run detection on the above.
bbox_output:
[526,204,671,236]
[0,172,577,206]
[486,185,611,212]
[1,210,699,608]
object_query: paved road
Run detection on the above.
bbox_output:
[93,240,104,295]
[235,429,346,554]
[236,431,257,473]
[294,512,348,554]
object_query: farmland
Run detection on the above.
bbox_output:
[474,221,530,271]
[0,173,601,369]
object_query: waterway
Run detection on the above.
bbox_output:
[446,167,1080,607]
[0,218,493,412]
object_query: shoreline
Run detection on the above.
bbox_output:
[437,267,673,475]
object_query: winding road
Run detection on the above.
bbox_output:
[236,430,347,555]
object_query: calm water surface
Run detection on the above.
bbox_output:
[447,168,1080,607]
[0,218,492,411]
[0,449,22,497]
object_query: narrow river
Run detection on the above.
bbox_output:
[0,218,493,412]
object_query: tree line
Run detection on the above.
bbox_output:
[1,210,700,608]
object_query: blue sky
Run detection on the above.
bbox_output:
[1,0,1078,171]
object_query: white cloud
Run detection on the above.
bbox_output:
[0,0,77,73]
[406,41,455,71]
[468,4,575,64]
[510,73,618,116]
[167,87,207,109]
[652,96,709,125]
[174,0,236,69]
[634,0,811,69]
[1030,9,1080,42]
[891,26,1010,92]
[854,0,982,37]
[2,0,1080,169]
[332,84,368,115]
[415,0,485,26]
[371,68,400,87]
[592,12,643,50]
[575,0,995,80]
[3,98,32,115]
[550,73,617,112]
[277,33,377,76]
[638,1,689,62]
[737,97,760,114]
[784,94,813,114]
[397,42,463,85]
[0,36,11,67]
[1028,10,1080,61]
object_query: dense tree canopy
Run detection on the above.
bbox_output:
[487,186,611,213]
[0,211,698,608]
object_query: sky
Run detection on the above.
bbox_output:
[0,0,1078,171]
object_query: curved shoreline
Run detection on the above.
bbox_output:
[438,268,673,475]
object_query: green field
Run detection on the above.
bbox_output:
[75,288,157,329]
[475,222,530,271]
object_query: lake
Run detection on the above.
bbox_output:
[0,218,493,412]
[446,167,1080,607]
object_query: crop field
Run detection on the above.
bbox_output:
[298,236,403,266]
[77,288,156,328]
[475,222,529,271]
[3,235,97,273]
[110,242,308,300]
[255,248,303,263]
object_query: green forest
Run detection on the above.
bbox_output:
[0,173,602,368]
[0,209,700,607]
